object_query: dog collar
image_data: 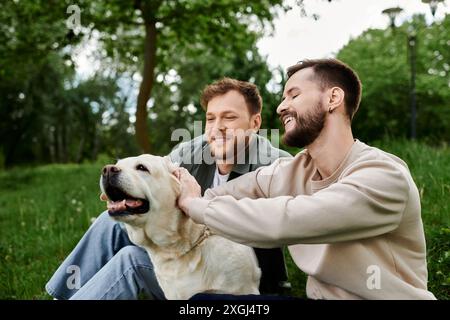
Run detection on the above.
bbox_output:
[184,226,211,256]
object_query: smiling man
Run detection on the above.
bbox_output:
[177,59,436,300]
[45,78,291,300]
[205,89,257,169]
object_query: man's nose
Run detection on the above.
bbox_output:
[102,165,121,177]
[276,100,288,115]
[212,119,226,132]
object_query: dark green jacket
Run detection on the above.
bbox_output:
[169,134,292,294]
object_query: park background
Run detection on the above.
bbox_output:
[0,0,448,299]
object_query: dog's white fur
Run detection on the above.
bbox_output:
[100,154,261,299]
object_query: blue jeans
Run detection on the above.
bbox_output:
[45,211,166,300]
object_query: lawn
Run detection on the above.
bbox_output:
[0,140,449,299]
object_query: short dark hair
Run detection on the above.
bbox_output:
[287,59,362,121]
[200,78,262,115]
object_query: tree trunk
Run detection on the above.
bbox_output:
[135,22,157,153]
[48,127,56,163]
[92,123,99,161]
[57,125,63,163]
[75,135,85,163]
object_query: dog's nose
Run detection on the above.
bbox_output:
[102,165,121,176]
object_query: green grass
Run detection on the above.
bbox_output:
[0,140,449,299]
[0,164,106,299]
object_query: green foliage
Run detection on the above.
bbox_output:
[0,0,286,165]
[337,14,450,143]
[0,0,139,165]
[79,0,285,73]
[0,140,448,299]
[0,50,134,165]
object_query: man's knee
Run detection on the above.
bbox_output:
[90,211,122,233]
[114,246,152,268]
[92,210,114,225]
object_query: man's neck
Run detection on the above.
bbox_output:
[217,163,233,175]
[307,121,354,180]
[215,134,255,175]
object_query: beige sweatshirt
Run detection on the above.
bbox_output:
[186,140,436,299]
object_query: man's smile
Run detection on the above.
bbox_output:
[212,135,233,145]
[281,114,297,131]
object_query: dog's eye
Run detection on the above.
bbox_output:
[136,164,149,172]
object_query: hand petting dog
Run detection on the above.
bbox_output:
[175,167,202,216]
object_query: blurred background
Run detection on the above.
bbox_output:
[0,0,448,299]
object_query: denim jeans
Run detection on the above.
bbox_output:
[45,211,166,300]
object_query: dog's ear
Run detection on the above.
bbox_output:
[163,156,182,194]
[163,156,179,173]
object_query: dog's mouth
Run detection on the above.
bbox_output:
[104,185,150,217]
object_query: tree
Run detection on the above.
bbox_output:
[337,14,450,143]
[0,1,82,165]
[82,0,285,153]
[0,1,134,166]
[0,0,288,166]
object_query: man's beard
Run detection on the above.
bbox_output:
[282,102,326,149]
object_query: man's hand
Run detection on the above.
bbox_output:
[175,167,201,215]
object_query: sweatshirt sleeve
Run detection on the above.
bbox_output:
[186,160,410,248]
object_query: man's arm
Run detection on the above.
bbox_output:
[184,160,409,248]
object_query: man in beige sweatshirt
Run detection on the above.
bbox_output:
[176,58,436,300]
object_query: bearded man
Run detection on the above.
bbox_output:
[177,59,436,300]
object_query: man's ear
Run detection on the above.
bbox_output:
[327,87,345,113]
[251,113,262,132]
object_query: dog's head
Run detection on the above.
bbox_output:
[100,154,180,226]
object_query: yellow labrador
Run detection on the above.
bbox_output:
[99,154,261,299]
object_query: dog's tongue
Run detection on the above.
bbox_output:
[107,199,143,212]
